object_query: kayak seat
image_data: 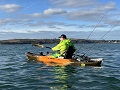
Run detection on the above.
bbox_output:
[64,46,76,59]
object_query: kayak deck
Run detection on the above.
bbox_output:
[26,52,103,66]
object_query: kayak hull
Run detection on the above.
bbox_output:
[26,52,103,66]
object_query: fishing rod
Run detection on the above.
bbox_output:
[75,11,109,55]
[82,20,120,56]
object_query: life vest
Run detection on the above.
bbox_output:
[52,39,75,58]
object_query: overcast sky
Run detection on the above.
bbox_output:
[0,0,120,40]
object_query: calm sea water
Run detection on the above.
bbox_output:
[0,44,120,90]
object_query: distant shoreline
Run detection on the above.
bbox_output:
[0,39,120,44]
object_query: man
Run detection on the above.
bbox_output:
[52,34,75,58]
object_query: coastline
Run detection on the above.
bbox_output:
[0,39,120,44]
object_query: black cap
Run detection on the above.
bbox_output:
[59,34,67,39]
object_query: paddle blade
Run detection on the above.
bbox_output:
[33,44,44,48]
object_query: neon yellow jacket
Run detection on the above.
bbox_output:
[52,39,75,56]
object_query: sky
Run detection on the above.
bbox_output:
[0,0,120,40]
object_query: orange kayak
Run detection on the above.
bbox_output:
[26,52,103,66]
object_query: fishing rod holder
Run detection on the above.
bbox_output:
[72,54,90,61]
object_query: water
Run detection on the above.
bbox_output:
[0,44,120,90]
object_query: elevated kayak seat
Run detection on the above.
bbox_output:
[64,46,76,59]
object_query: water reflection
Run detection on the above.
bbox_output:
[50,65,77,90]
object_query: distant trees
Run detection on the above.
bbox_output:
[0,39,120,44]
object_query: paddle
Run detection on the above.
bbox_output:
[33,43,51,49]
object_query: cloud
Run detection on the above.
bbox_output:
[49,0,117,27]
[0,0,118,38]
[50,0,116,11]
[93,2,116,11]
[65,2,116,21]
[26,20,77,28]
[24,1,117,28]
[50,0,98,8]
[66,11,100,21]
[27,13,47,18]
[27,0,116,24]
[27,8,67,18]
[0,18,12,25]
[44,8,67,15]
[0,18,32,25]
[0,4,21,12]
[86,24,108,28]
[104,19,120,26]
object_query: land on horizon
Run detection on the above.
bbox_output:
[0,39,120,44]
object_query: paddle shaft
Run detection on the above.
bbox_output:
[33,43,51,49]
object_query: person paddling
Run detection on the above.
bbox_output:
[52,34,75,59]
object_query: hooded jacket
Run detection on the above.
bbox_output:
[52,39,75,57]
